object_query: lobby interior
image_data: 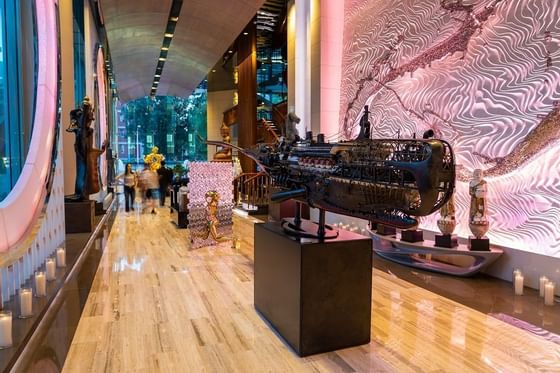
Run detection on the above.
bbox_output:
[0,0,559,372]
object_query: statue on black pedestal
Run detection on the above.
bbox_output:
[65,96,107,201]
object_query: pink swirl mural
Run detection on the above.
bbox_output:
[340,0,560,256]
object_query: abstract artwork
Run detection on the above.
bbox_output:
[340,0,560,256]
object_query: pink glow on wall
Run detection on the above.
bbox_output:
[319,0,344,140]
[97,47,108,187]
[340,0,560,257]
[0,0,59,252]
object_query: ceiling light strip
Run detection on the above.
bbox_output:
[150,0,184,97]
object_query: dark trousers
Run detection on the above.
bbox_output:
[159,185,168,206]
[124,186,135,212]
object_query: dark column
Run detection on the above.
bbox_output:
[237,19,257,173]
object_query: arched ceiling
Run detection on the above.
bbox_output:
[100,0,265,102]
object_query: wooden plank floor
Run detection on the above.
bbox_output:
[63,207,560,372]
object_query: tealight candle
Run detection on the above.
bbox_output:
[514,274,524,295]
[19,288,33,318]
[0,311,12,349]
[35,271,46,297]
[544,282,555,306]
[56,248,66,268]
[539,276,549,297]
[46,258,56,281]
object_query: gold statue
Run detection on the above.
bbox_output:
[144,146,164,171]
[437,194,456,235]
[469,169,489,238]
[193,191,228,242]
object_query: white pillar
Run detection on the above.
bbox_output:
[294,0,311,137]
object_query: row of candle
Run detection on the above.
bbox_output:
[0,248,66,349]
[513,270,556,306]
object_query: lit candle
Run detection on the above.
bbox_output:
[35,272,46,297]
[19,288,33,318]
[56,248,66,268]
[544,282,555,306]
[539,276,549,297]
[46,259,56,281]
[514,274,524,295]
[0,311,12,349]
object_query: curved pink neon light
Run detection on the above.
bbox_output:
[0,0,58,252]
[97,47,108,187]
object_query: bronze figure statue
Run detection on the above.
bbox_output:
[66,96,107,201]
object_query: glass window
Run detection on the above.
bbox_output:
[0,1,38,201]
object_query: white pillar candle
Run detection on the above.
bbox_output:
[56,248,66,268]
[512,268,521,281]
[19,288,33,318]
[35,272,46,297]
[539,276,549,297]
[514,274,524,295]
[45,259,56,281]
[0,311,12,348]
[544,282,556,306]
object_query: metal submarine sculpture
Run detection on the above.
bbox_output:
[207,106,455,238]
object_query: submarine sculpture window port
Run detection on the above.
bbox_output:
[207,105,456,239]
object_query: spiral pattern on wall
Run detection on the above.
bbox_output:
[341,0,560,256]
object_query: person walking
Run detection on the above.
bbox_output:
[122,163,137,212]
[139,162,160,214]
[157,160,174,207]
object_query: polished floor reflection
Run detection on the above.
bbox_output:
[63,207,560,372]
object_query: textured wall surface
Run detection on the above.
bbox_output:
[340,0,560,256]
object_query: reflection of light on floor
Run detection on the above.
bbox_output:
[113,256,146,272]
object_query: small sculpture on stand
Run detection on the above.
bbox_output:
[468,169,490,251]
[213,122,233,161]
[192,191,229,243]
[435,194,458,247]
[400,189,423,242]
[65,96,107,201]
[144,146,164,171]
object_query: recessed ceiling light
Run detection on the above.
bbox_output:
[212,69,216,73]
[228,50,233,53]
[159,57,166,61]
[165,33,174,38]
[170,16,179,22]
[243,32,248,35]
[155,74,161,78]
[161,47,169,51]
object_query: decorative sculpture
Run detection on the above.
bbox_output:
[192,191,228,242]
[468,169,489,238]
[284,112,301,142]
[213,122,233,160]
[143,146,164,171]
[435,194,458,247]
[65,96,107,201]
[207,106,456,238]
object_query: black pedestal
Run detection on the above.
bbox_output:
[65,200,95,233]
[376,224,396,236]
[254,222,372,357]
[401,230,423,243]
[435,234,458,248]
[174,209,189,228]
[469,237,490,251]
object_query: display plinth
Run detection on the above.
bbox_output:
[435,234,458,248]
[376,224,396,236]
[174,209,188,228]
[469,237,490,251]
[254,222,372,357]
[401,229,423,243]
[64,200,95,233]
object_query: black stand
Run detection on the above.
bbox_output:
[376,224,396,236]
[469,237,490,251]
[401,229,423,243]
[65,200,95,233]
[435,234,458,248]
[254,223,372,356]
[281,205,338,239]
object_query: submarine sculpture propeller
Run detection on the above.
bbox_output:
[207,106,456,237]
